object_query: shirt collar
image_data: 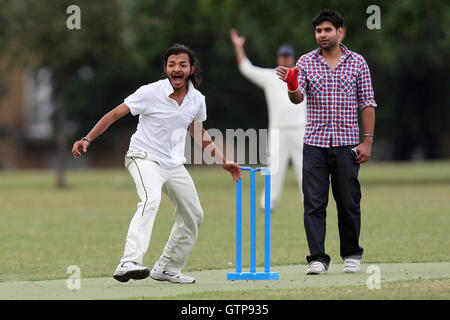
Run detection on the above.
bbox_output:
[163,78,194,101]
[314,43,351,59]
[339,43,351,59]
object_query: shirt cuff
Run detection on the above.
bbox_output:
[359,101,377,110]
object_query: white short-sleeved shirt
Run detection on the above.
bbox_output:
[124,78,207,168]
[239,58,307,129]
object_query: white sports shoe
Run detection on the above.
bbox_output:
[150,262,196,284]
[343,257,361,273]
[113,261,150,282]
[306,261,328,275]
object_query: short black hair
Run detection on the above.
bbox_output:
[312,9,344,30]
[162,43,202,88]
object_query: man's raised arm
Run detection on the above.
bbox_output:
[230,28,247,64]
[230,28,270,88]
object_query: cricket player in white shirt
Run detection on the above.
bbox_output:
[230,29,307,212]
[72,44,241,284]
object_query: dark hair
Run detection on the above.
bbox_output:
[312,9,344,30]
[162,43,201,88]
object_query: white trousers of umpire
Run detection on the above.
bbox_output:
[260,127,304,211]
[120,150,204,273]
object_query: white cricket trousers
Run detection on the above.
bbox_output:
[120,151,204,273]
[260,127,304,211]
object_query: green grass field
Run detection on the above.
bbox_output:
[0,161,449,299]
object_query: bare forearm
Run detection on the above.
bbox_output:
[85,113,115,141]
[354,106,376,164]
[189,124,226,164]
[361,106,375,143]
[73,103,129,158]
[203,130,226,163]
[85,103,130,141]
[233,45,247,65]
[288,89,304,104]
[188,120,240,181]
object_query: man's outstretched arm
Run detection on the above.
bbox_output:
[72,103,130,158]
[275,66,304,104]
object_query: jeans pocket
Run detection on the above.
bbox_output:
[303,144,326,168]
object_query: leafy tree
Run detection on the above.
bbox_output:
[119,0,449,159]
[0,0,129,186]
[1,0,448,170]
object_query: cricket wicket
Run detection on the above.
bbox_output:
[227,167,279,280]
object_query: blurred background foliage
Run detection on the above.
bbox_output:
[0,0,449,161]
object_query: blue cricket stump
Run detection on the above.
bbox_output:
[227,167,279,280]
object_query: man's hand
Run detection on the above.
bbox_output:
[222,160,241,182]
[276,66,299,91]
[72,140,90,159]
[230,28,246,47]
[275,66,290,81]
[355,140,372,164]
[276,66,304,104]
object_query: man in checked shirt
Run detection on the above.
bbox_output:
[276,9,377,275]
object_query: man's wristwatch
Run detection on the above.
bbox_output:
[81,137,92,143]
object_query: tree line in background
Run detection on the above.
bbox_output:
[0,0,449,186]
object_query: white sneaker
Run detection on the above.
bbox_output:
[113,261,150,282]
[306,261,328,275]
[150,263,196,284]
[343,257,361,273]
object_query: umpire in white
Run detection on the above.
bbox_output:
[230,29,307,212]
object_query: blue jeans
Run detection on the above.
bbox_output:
[302,143,364,267]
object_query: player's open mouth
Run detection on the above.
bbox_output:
[172,74,184,85]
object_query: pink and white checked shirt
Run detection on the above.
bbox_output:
[296,44,377,148]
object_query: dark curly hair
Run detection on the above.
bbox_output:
[312,9,344,30]
[162,43,202,88]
